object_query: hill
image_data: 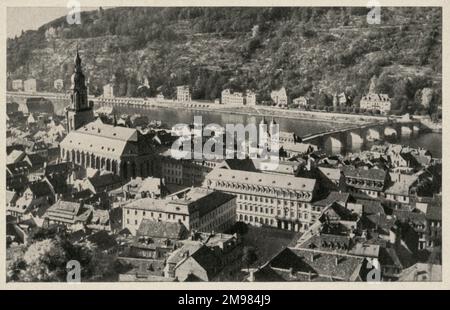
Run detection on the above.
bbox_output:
[7,7,442,115]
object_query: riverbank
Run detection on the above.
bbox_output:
[96,99,386,125]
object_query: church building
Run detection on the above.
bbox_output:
[60,50,155,180]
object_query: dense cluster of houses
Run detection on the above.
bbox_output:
[6,51,441,282]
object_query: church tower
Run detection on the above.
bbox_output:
[65,48,94,132]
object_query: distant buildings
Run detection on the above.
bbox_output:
[103,83,115,98]
[270,87,288,108]
[12,79,23,91]
[24,79,37,93]
[293,96,309,108]
[54,79,64,91]
[246,90,257,106]
[360,93,391,114]
[176,85,191,102]
[221,89,244,105]
[221,89,256,105]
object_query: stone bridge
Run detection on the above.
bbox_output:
[301,120,423,152]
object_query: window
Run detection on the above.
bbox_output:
[127,210,130,214]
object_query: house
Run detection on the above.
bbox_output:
[341,166,388,198]
[12,79,23,91]
[385,173,419,208]
[24,153,47,173]
[425,195,441,249]
[398,263,442,281]
[245,90,257,106]
[6,161,31,192]
[337,92,348,106]
[176,85,191,102]
[7,149,26,164]
[8,181,55,221]
[44,200,93,231]
[137,219,188,240]
[54,79,64,91]
[168,244,221,281]
[81,173,123,194]
[293,96,309,108]
[24,78,37,92]
[360,93,391,114]
[103,83,115,98]
[251,247,364,281]
[221,89,244,105]
[127,220,188,259]
[270,87,288,107]
[121,177,165,200]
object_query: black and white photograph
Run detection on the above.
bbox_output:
[4,1,444,285]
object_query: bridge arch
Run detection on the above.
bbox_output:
[384,126,398,137]
[365,128,381,142]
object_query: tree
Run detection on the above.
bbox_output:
[7,234,118,282]
[242,246,258,272]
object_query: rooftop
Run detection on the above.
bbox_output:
[206,168,316,192]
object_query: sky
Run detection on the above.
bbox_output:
[7,7,98,38]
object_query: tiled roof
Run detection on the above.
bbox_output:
[28,181,53,197]
[269,247,363,281]
[357,199,384,215]
[426,206,441,222]
[341,166,386,181]
[318,166,342,181]
[25,153,46,166]
[45,200,92,224]
[6,161,31,175]
[137,219,187,240]
[88,173,122,191]
[224,158,258,172]
[314,191,350,207]
[45,162,73,175]
[124,197,189,215]
[206,168,316,192]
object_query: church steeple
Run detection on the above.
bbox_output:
[66,48,94,132]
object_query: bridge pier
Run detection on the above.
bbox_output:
[401,125,412,136]
[384,126,397,137]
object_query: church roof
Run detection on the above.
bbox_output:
[60,119,139,158]
[79,119,138,142]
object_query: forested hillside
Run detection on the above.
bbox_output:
[7,7,442,114]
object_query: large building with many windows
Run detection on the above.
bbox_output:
[203,168,318,232]
[122,188,236,235]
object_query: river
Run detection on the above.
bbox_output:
[99,104,443,158]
